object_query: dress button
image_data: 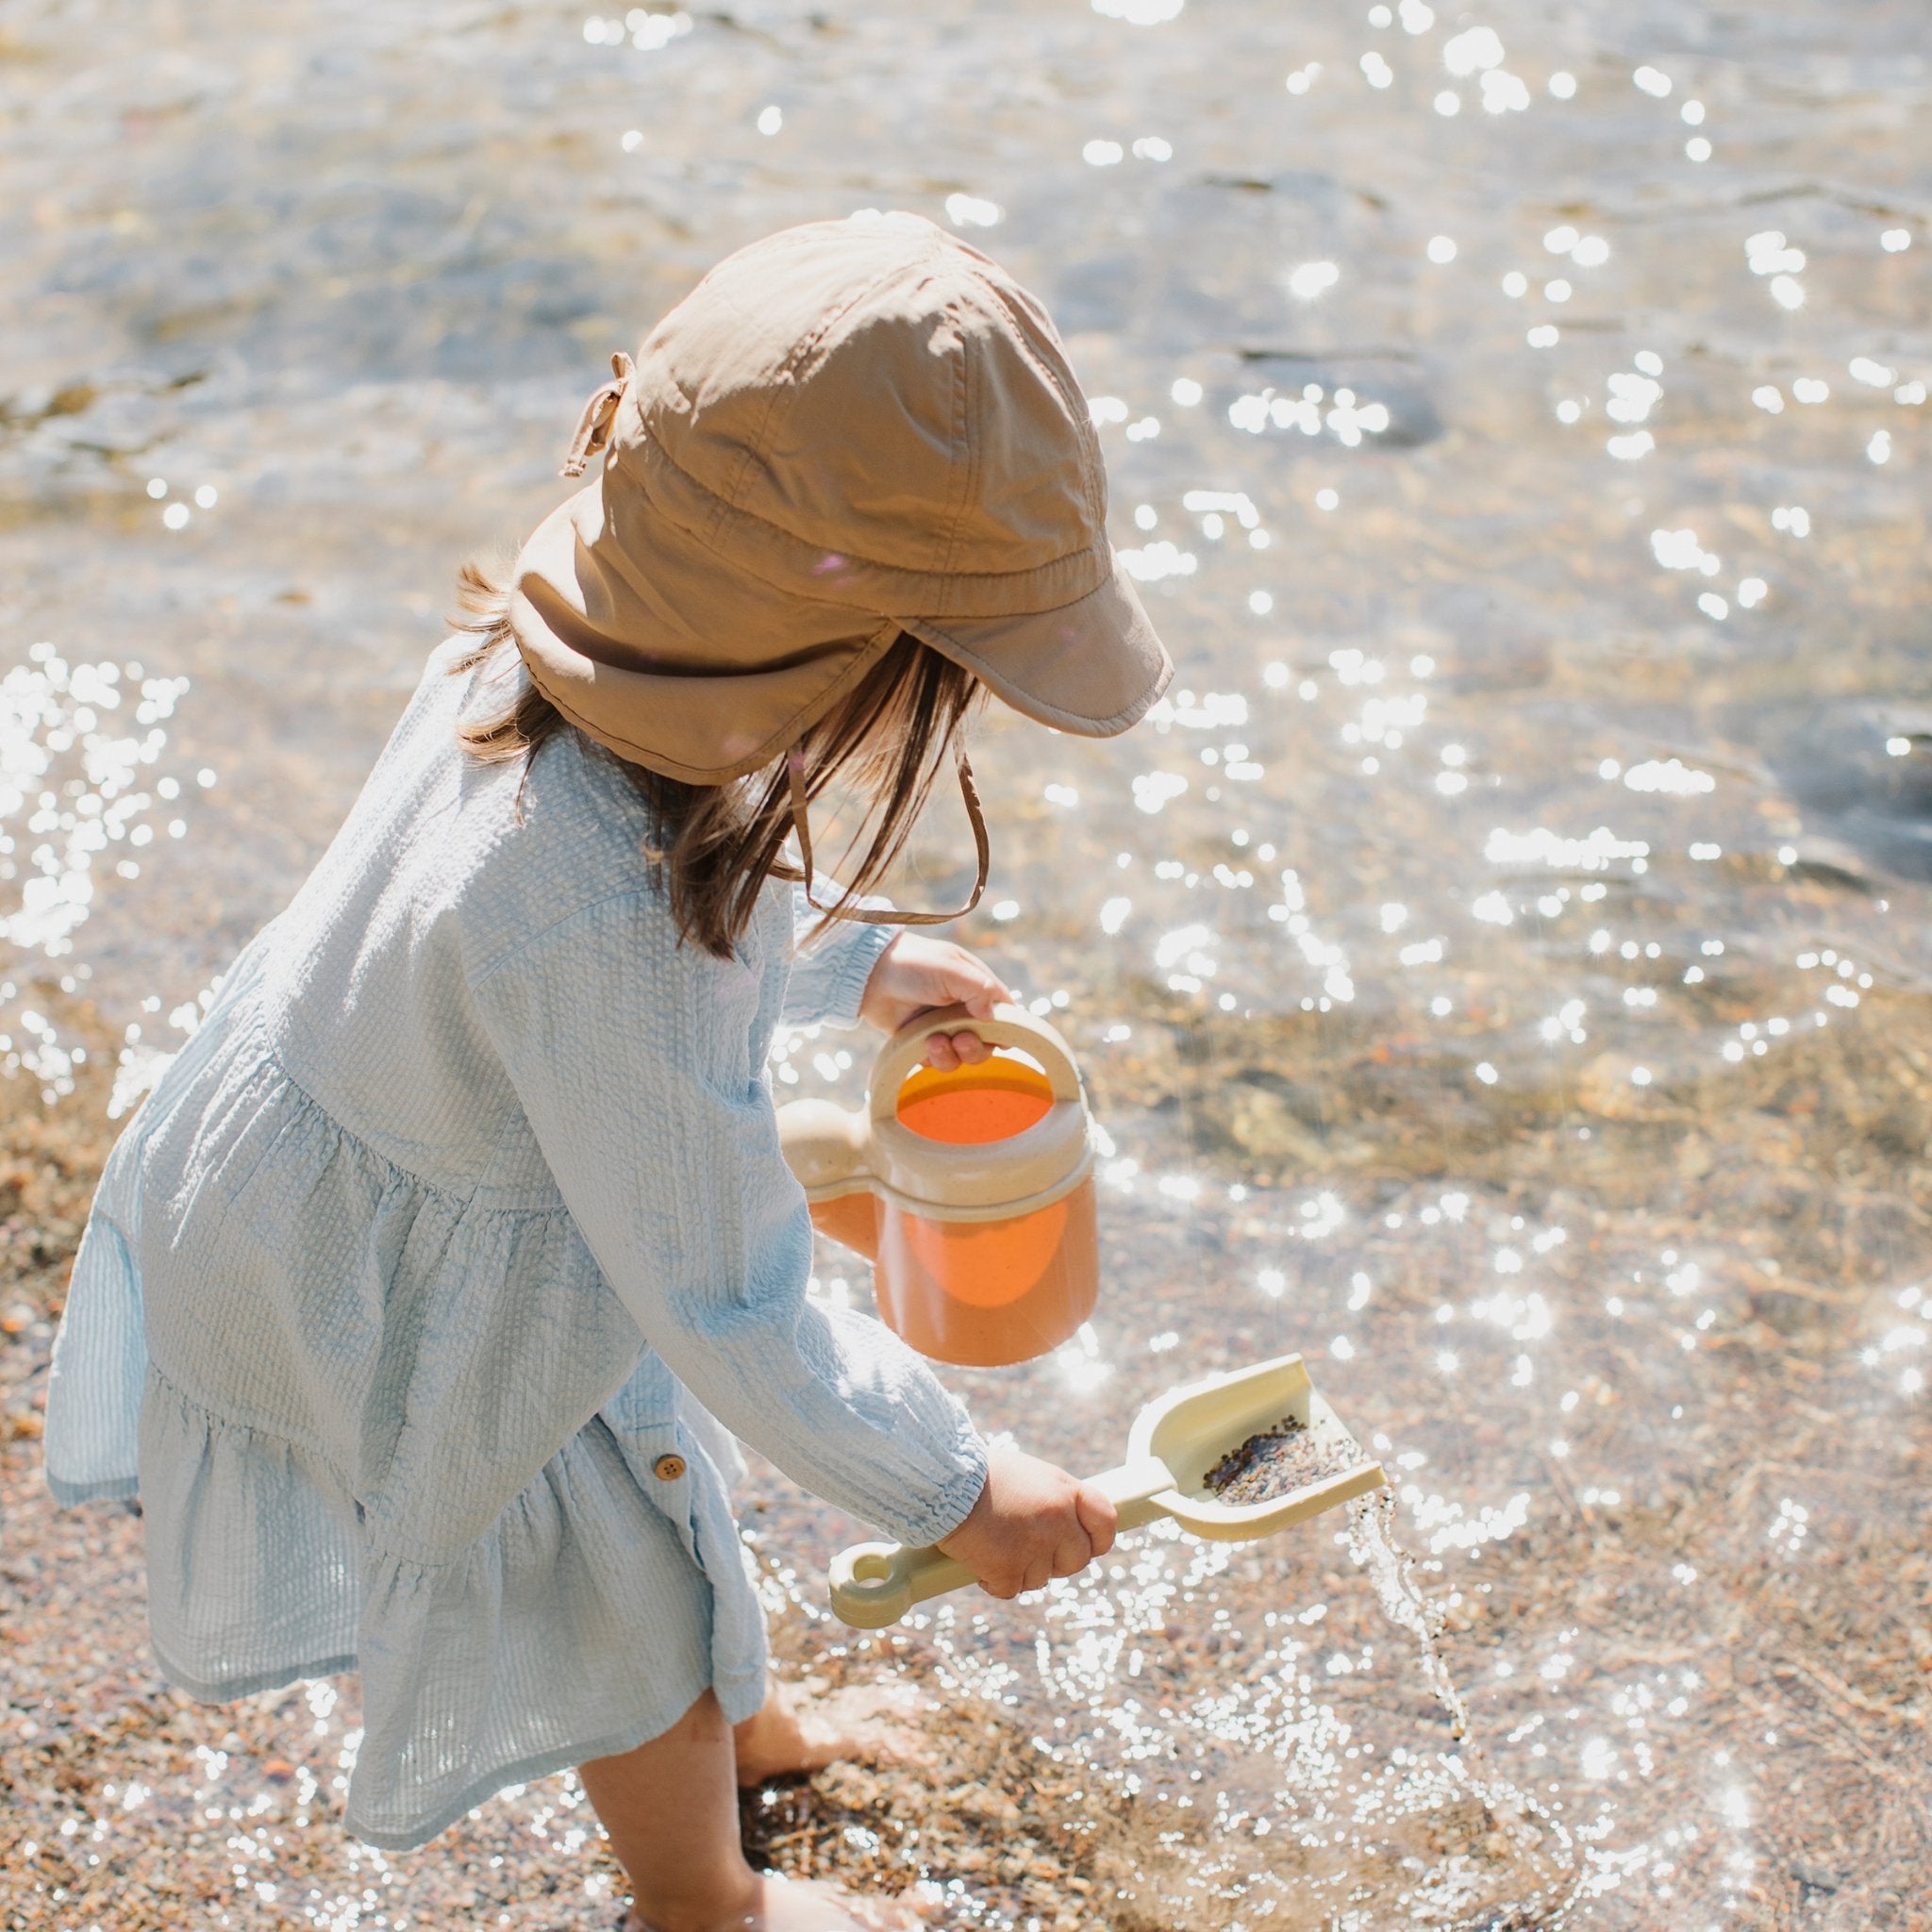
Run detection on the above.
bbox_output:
[652,1452,687,1483]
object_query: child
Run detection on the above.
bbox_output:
[44,213,1173,1932]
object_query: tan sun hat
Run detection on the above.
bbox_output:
[507,213,1174,809]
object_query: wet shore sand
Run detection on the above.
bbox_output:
[5,1035,1928,1928]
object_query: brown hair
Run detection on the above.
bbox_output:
[446,561,982,958]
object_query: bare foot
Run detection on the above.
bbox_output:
[626,1873,930,1931]
[731,1678,921,1787]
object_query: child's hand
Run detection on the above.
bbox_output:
[858,934,1012,1071]
[934,1444,1119,1599]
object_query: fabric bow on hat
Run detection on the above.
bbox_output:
[560,352,636,479]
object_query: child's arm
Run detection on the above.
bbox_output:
[938,1441,1119,1599]
[854,932,1008,1071]
[782,887,1011,1074]
[475,889,991,1551]
[781,882,897,1032]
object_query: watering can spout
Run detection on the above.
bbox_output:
[775,1097,870,1191]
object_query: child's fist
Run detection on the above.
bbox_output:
[858,935,1011,1071]
[934,1444,1119,1600]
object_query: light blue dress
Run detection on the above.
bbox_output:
[42,641,989,1849]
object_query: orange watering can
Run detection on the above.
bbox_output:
[777,1002,1098,1368]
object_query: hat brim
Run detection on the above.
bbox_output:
[896,549,1174,738]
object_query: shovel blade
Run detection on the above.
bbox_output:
[1127,1353,1385,1542]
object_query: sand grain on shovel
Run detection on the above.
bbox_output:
[1201,1414,1366,1504]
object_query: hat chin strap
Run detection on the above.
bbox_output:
[787,746,990,925]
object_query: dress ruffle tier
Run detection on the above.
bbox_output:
[55,962,767,1847]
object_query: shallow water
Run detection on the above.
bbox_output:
[3,0,1929,1925]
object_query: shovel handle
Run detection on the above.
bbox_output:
[827,1456,1177,1629]
[828,1541,976,1630]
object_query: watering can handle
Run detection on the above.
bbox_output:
[826,1457,1175,1629]
[868,1000,1084,1124]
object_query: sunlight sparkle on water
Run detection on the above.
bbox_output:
[13,3,1930,1921]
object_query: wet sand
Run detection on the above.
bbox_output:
[5,0,1932,1926]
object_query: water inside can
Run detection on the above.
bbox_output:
[892,1048,1054,1144]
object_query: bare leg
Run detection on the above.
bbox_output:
[579,1690,755,1932]
[732,1676,920,1787]
[578,1689,925,1932]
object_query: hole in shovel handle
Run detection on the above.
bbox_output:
[829,1543,913,1629]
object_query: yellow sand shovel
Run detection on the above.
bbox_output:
[828,1352,1386,1628]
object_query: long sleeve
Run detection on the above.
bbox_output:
[472,887,986,1549]
[782,881,896,1028]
